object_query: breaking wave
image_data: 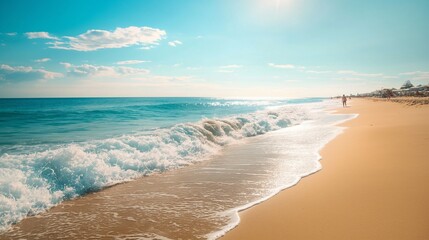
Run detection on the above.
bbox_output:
[0,105,309,231]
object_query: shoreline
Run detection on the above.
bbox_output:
[3,98,427,239]
[221,98,429,240]
[0,101,352,240]
[0,99,313,235]
[208,110,358,240]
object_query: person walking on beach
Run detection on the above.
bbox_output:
[342,94,347,107]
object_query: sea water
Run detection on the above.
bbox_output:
[0,97,352,238]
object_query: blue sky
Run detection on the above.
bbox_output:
[0,0,428,97]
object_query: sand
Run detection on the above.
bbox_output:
[371,97,429,105]
[221,98,429,240]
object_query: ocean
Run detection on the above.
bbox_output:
[0,97,354,239]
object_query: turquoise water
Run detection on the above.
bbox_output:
[0,97,323,231]
[0,97,322,146]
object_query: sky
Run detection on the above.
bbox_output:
[0,0,428,98]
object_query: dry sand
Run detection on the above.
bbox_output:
[371,97,429,105]
[222,98,429,240]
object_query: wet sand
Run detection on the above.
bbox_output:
[222,98,429,240]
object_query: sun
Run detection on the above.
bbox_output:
[256,0,295,13]
[275,0,282,10]
[253,0,298,17]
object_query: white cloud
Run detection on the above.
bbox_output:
[116,60,150,65]
[0,64,63,81]
[39,26,166,51]
[6,32,17,36]
[335,77,363,82]
[306,70,332,74]
[168,40,182,47]
[268,63,296,69]
[140,46,155,50]
[116,66,150,75]
[34,58,51,63]
[220,65,242,69]
[25,32,59,40]
[61,63,149,78]
[60,62,72,68]
[134,75,193,83]
[381,75,398,79]
[218,70,234,73]
[218,65,242,73]
[337,70,382,78]
[399,71,423,75]
[186,67,200,70]
[399,71,429,81]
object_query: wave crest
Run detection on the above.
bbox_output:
[0,105,308,231]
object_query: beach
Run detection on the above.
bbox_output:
[2,0,429,239]
[222,98,429,240]
[0,98,351,239]
[1,98,427,239]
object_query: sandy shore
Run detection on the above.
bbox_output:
[371,97,429,105]
[222,98,429,240]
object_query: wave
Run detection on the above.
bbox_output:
[0,105,309,231]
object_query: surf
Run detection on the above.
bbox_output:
[0,103,310,231]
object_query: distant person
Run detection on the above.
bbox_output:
[342,94,347,107]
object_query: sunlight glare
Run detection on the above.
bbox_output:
[246,0,299,26]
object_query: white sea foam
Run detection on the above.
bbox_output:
[113,233,172,240]
[0,104,310,231]
[206,110,358,240]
